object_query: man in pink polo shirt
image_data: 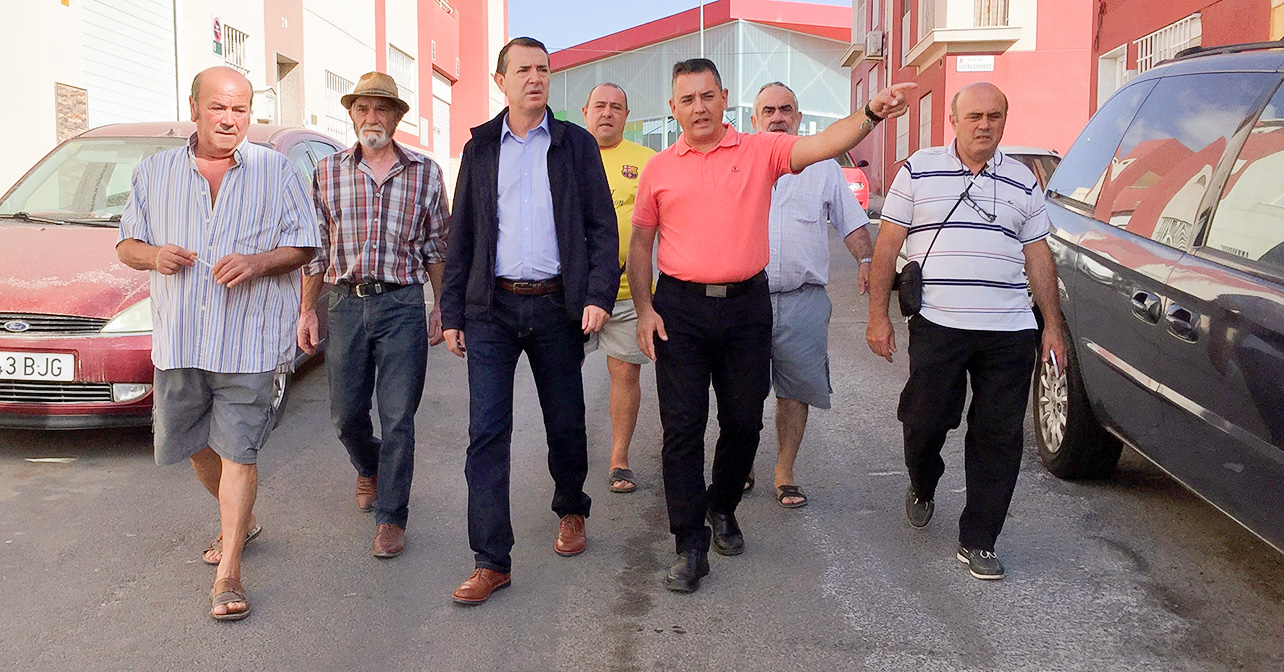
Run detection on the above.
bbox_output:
[627,58,913,593]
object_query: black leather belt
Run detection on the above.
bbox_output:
[660,271,766,298]
[337,280,406,298]
[496,276,564,296]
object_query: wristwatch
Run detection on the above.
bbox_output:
[862,103,884,125]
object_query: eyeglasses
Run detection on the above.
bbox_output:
[961,177,996,223]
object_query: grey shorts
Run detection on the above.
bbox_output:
[585,299,649,365]
[770,284,833,409]
[152,368,277,467]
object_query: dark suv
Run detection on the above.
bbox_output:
[1034,41,1284,554]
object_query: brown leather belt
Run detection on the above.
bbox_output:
[660,271,766,298]
[496,276,564,296]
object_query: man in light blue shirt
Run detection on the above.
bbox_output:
[495,115,561,278]
[117,67,317,621]
[751,82,874,509]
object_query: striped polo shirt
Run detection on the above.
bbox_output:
[120,134,320,373]
[882,143,1049,332]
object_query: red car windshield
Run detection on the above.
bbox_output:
[0,137,187,226]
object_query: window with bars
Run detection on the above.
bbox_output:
[974,0,1008,27]
[387,45,417,132]
[919,92,932,150]
[223,25,249,75]
[855,0,867,40]
[325,71,355,145]
[1135,13,1201,73]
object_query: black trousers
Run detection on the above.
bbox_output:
[653,273,772,554]
[899,315,1038,552]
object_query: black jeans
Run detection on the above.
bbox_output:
[325,283,428,530]
[652,274,772,554]
[899,315,1038,552]
[464,288,591,573]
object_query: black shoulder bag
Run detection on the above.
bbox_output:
[896,187,972,317]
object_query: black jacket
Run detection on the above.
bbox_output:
[441,107,619,329]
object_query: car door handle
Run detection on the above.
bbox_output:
[1131,291,1162,324]
[1165,304,1198,342]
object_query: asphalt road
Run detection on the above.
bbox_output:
[2,231,1283,671]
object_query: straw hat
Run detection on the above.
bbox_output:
[340,71,410,115]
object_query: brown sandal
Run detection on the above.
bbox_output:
[202,523,263,566]
[210,577,251,621]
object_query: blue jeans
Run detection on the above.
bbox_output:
[325,283,428,529]
[465,288,591,572]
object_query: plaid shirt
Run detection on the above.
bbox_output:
[307,142,449,284]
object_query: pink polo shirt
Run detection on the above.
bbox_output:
[632,125,799,283]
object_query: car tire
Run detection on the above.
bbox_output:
[268,370,291,429]
[1034,320,1123,479]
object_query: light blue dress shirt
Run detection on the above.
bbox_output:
[495,113,561,280]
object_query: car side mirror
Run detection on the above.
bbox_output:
[856,160,869,168]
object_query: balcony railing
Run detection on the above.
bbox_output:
[974,0,1009,27]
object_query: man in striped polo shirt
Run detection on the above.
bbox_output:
[866,82,1066,580]
[118,67,319,620]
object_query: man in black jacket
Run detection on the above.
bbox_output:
[442,37,619,605]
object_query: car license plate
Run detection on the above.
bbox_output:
[0,351,75,382]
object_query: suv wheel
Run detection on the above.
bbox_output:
[1034,321,1122,479]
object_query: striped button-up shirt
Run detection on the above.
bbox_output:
[119,135,320,373]
[766,158,868,294]
[307,142,449,284]
[882,143,1049,332]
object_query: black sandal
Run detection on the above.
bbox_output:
[775,484,808,509]
[608,468,637,493]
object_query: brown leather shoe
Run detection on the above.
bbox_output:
[554,514,586,557]
[356,475,377,512]
[452,568,511,605]
[372,523,404,558]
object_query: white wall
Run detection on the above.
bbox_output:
[0,1,84,193]
[82,0,179,127]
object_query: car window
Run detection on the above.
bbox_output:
[285,142,316,186]
[0,137,186,222]
[1096,72,1275,250]
[1046,80,1154,210]
[308,141,342,161]
[835,152,855,169]
[1036,155,1060,186]
[1203,80,1284,277]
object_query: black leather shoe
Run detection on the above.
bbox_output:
[906,485,934,529]
[664,549,710,593]
[706,510,744,556]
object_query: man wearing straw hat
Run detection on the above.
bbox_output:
[299,71,449,559]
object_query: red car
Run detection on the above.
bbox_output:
[836,150,871,211]
[0,122,342,429]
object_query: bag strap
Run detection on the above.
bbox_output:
[918,182,973,274]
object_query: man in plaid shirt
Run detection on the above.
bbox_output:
[298,72,449,559]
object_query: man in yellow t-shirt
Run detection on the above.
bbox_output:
[582,82,656,495]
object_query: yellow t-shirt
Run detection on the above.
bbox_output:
[599,139,656,302]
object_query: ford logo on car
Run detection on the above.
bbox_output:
[3,321,31,333]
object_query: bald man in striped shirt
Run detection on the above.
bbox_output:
[117,67,318,620]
